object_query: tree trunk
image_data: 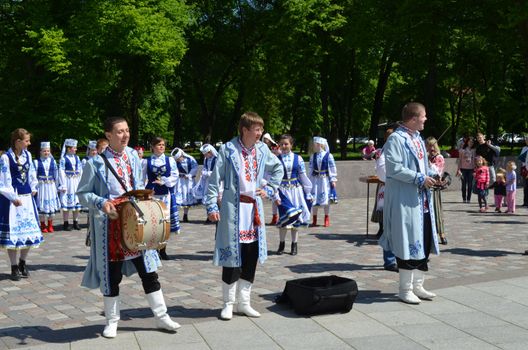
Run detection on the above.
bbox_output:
[320,56,330,136]
[424,49,438,136]
[369,45,394,144]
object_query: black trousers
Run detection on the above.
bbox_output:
[222,241,259,284]
[523,177,528,205]
[105,256,161,297]
[396,212,433,272]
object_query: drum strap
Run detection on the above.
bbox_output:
[100,154,145,219]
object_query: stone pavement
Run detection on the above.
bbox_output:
[1,190,528,349]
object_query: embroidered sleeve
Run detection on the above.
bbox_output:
[328,154,337,182]
[0,154,16,201]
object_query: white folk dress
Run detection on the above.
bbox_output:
[33,156,61,216]
[0,149,43,249]
[278,152,312,227]
[309,151,337,206]
[58,154,83,211]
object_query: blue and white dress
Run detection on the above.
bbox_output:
[58,154,83,211]
[33,156,61,216]
[174,156,198,207]
[0,149,43,249]
[192,155,217,203]
[278,152,312,227]
[309,151,338,206]
[143,154,180,233]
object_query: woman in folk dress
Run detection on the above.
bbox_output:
[192,143,220,223]
[309,136,338,227]
[58,138,83,230]
[171,147,198,222]
[275,134,312,255]
[0,128,43,281]
[143,137,179,260]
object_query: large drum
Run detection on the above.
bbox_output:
[118,191,171,251]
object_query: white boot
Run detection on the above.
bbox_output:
[146,290,181,331]
[220,281,237,320]
[235,279,261,317]
[102,296,119,338]
[413,270,436,300]
[398,270,421,304]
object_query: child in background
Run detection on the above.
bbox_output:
[34,142,61,233]
[505,161,517,213]
[489,169,507,213]
[473,156,490,212]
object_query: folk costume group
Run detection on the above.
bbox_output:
[0,103,445,338]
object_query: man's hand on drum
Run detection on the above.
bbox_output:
[208,211,220,222]
[103,200,119,220]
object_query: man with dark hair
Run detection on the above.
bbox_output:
[379,102,440,304]
[77,118,180,338]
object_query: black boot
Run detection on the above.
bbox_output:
[277,241,285,255]
[158,247,170,260]
[10,265,21,281]
[290,242,298,256]
[183,214,189,223]
[73,220,81,230]
[18,259,29,278]
[63,221,71,231]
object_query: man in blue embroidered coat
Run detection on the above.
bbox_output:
[206,112,283,320]
[379,102,440,304]
[76,117,179,338]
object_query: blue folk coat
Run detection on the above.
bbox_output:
[205,138,283,267]
[76,147,161,295]
[379,128,440,260]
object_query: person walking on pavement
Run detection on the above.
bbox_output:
[379,102,440,304]
[206,112,283,320]
[77,117,180,338]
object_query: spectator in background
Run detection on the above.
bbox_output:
[519,136,528,207]
[457,136,476,203]
[361,140,376,160]
[475,133,500,185]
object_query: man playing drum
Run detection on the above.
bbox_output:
[77,117,180,338]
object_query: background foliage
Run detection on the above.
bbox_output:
[1,0,527,157]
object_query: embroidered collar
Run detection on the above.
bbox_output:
[399,124,420,138]
[238,138,256,153]
[106,146,125,158]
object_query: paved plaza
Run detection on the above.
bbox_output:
[1,190,528,349]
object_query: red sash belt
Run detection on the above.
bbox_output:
[239,194,261,227]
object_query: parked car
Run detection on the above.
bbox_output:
[498,133,524,144]
[347,136,368,145]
